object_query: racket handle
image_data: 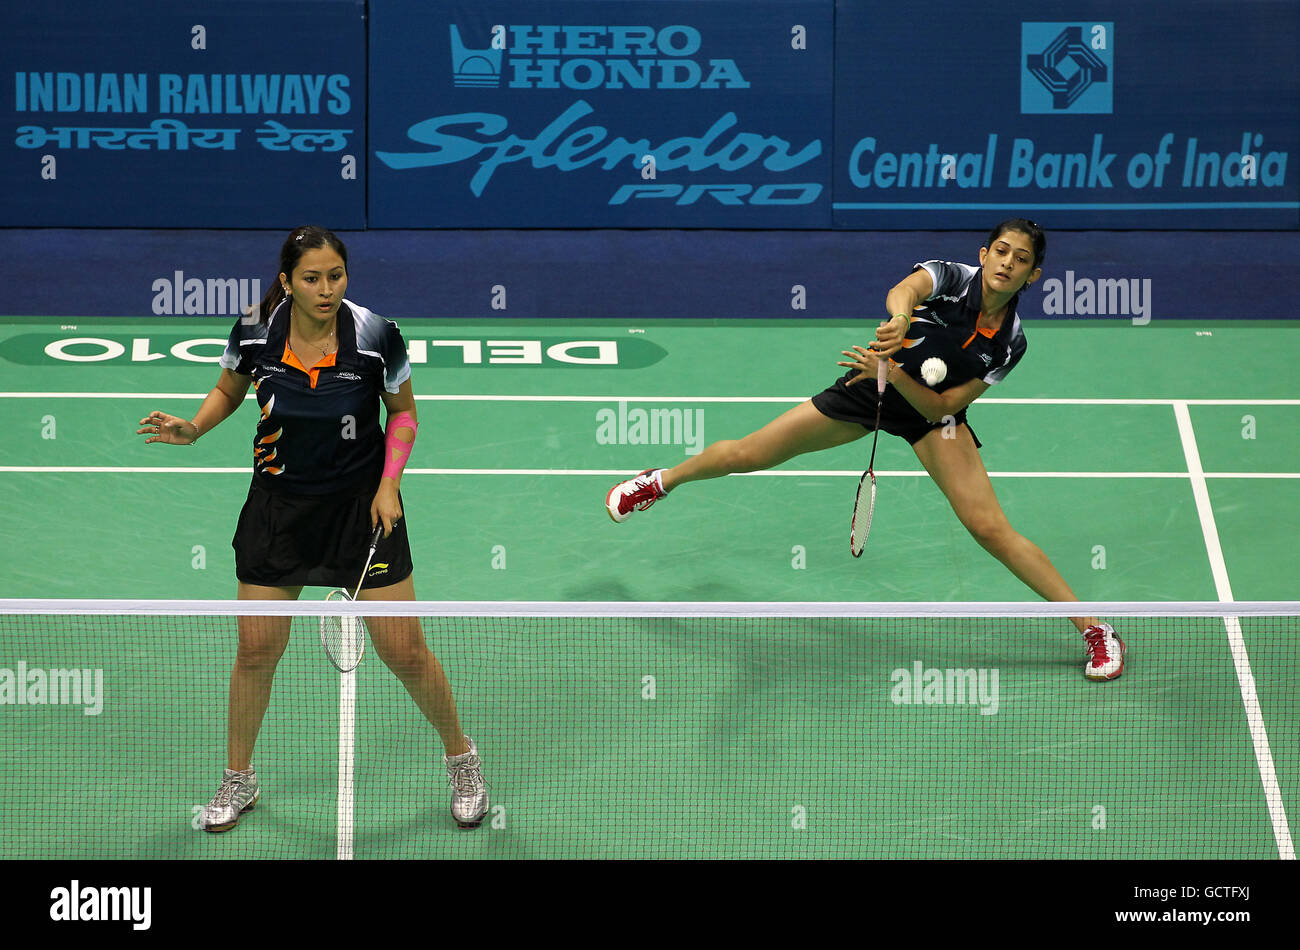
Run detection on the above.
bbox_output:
[351,523,386,601]
[876,354,888,394]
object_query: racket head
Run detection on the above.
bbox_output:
[849,470,877,558]
[321,588,366,673]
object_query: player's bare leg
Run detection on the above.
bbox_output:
[229,582,300,769]
[360,573,487,828]
[912,425,1126,679]
[911,426,1093,622]
[661,400,864,490]
[201,581,298,832]
[359,574,468,755]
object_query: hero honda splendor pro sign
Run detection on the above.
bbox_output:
[368,1,833,227]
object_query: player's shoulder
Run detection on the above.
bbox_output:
[227,306,276,344]
[918,259,978,274]
[915,260,980,296]
[220,306,278,370]
[346,300,403,350]
[929,260,980,282]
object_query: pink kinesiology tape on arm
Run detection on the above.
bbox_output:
[382,410,418,480]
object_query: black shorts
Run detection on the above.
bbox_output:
[232,480,414,590]
[811,373,982,448]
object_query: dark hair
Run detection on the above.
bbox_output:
[986,218,1046,269]
[255,225,349,323]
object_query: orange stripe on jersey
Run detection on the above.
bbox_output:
[962,327,998,349]
[281,342,337,389]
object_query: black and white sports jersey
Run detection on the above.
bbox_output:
[219,299,412,496]
[893,260,1028,392]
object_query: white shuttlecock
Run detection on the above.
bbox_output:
[920,357,947,387]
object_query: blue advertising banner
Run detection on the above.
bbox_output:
[832,0,1300,229]
[0,0,366,228]
[369,0,834,227]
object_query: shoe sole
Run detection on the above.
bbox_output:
[606,469,662,523]
[1084,638,1128,682]
[201,791,260,834]
[605,483,627,523]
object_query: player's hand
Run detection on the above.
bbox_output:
[137,410,198,445]
[870,314,909,358]
[838,345,888,387]
[371,480,404,538]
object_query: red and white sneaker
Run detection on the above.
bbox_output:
[1082,623,1127,681]
[606,469,667,523]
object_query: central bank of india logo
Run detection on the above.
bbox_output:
[450,26,502,88]
[1025,26,1107,108]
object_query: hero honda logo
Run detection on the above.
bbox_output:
[448,24,749,91]
[1021,23,1113,114]
[373,21,822,208]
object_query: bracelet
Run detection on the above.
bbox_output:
[892,312,911,329]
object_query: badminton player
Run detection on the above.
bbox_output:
[138,225,488,832]
[606,219,1126,682]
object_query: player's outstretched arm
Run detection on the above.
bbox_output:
[137,369,252,445]
[874,268,934,357]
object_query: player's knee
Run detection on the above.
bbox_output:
[375,637,428,678]
[234,637,288,672]
[722,439,772,473]
[962,514,1014,551]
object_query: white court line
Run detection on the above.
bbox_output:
[1173,400,1294,860]
[2,392,1300,406]
[337,670,356,861]
[5,466,1300,480]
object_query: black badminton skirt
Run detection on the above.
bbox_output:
[812,372,982,448]
[232,480,413,590]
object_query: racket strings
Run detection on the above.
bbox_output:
[850,382,886,558]
[320,525,383,672]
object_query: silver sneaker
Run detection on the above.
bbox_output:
[201,767,261,833]
[445,738,488,829]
